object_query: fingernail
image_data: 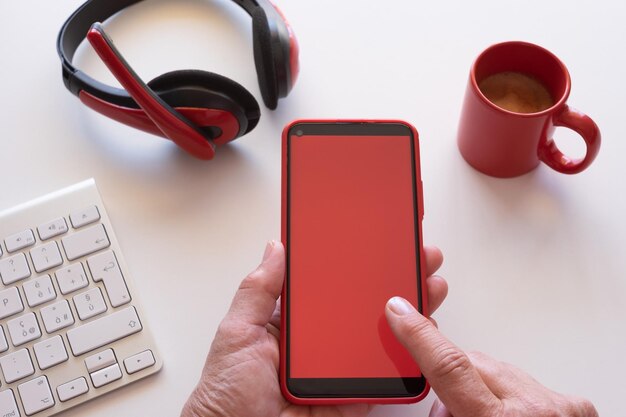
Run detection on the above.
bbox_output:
[387,296,415,316]
[262,240,275,262]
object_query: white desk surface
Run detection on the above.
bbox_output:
[1,1,625,416]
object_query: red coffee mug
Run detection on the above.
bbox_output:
[457,41,601,177]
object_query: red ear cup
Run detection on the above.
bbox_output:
[148,70,260,143]
[283,16,299,91]
[252,7,280,110]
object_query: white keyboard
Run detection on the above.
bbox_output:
[0,180,161,416]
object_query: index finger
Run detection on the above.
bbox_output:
[385,297,501,417]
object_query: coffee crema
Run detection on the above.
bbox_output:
[478,71,554,113]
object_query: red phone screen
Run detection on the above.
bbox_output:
[288,130,421,379]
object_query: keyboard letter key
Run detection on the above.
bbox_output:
[0,253,31,285]
[0,287,24,320]
[40,301,75,334]
[30,241,63,273]
[23,275,56,307]
[0,327,8,353]
[7,313,41,347]
[67,306,142,356]
[73,288,107,321]
[61,224,110,261]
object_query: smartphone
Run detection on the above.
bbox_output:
[280,120,428,404]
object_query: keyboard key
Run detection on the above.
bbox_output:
[88,251,131,307]
[85,349,116,373]
[90,363,122,388]
[67,306,142,356]
[40,300,75,333]
[124,350,155,374]
[7,313,41,346]
[34,336,69,370]
[0,327,8,353]
[23,275,56,307]
[57,377,88,402]
[37,217,68,240]
[61,224,110,261]
[0,348,34,383]
[73,288,107,321]
[18,376,54,415]
[55,263,89,295]
[5,229,35,253]
[0,389,19,417]
[70,206,100,228]
[0,287,24,320]
[0,253,31,285]
[30,242,63,273]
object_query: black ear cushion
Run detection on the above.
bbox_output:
[147,70,260,136]
[252,7,279,110]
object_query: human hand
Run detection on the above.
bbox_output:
[385,298,598,417]
[181,241,447,417]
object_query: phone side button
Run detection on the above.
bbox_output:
[419,180,425,219]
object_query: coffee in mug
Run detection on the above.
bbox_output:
[478,71,554,114]
[457,41,601,177]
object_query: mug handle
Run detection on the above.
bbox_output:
[538,105,601,174]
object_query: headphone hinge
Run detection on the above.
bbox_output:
[61,59,81,96]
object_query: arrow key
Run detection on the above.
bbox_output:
[123,350,155,374]
[85,348,116,373]
[90,363,122,388]
[57,377,89,402]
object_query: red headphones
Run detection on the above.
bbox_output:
[57,0,299,160]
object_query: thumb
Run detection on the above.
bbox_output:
[385,297,500,417]
[225,240,285,327]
